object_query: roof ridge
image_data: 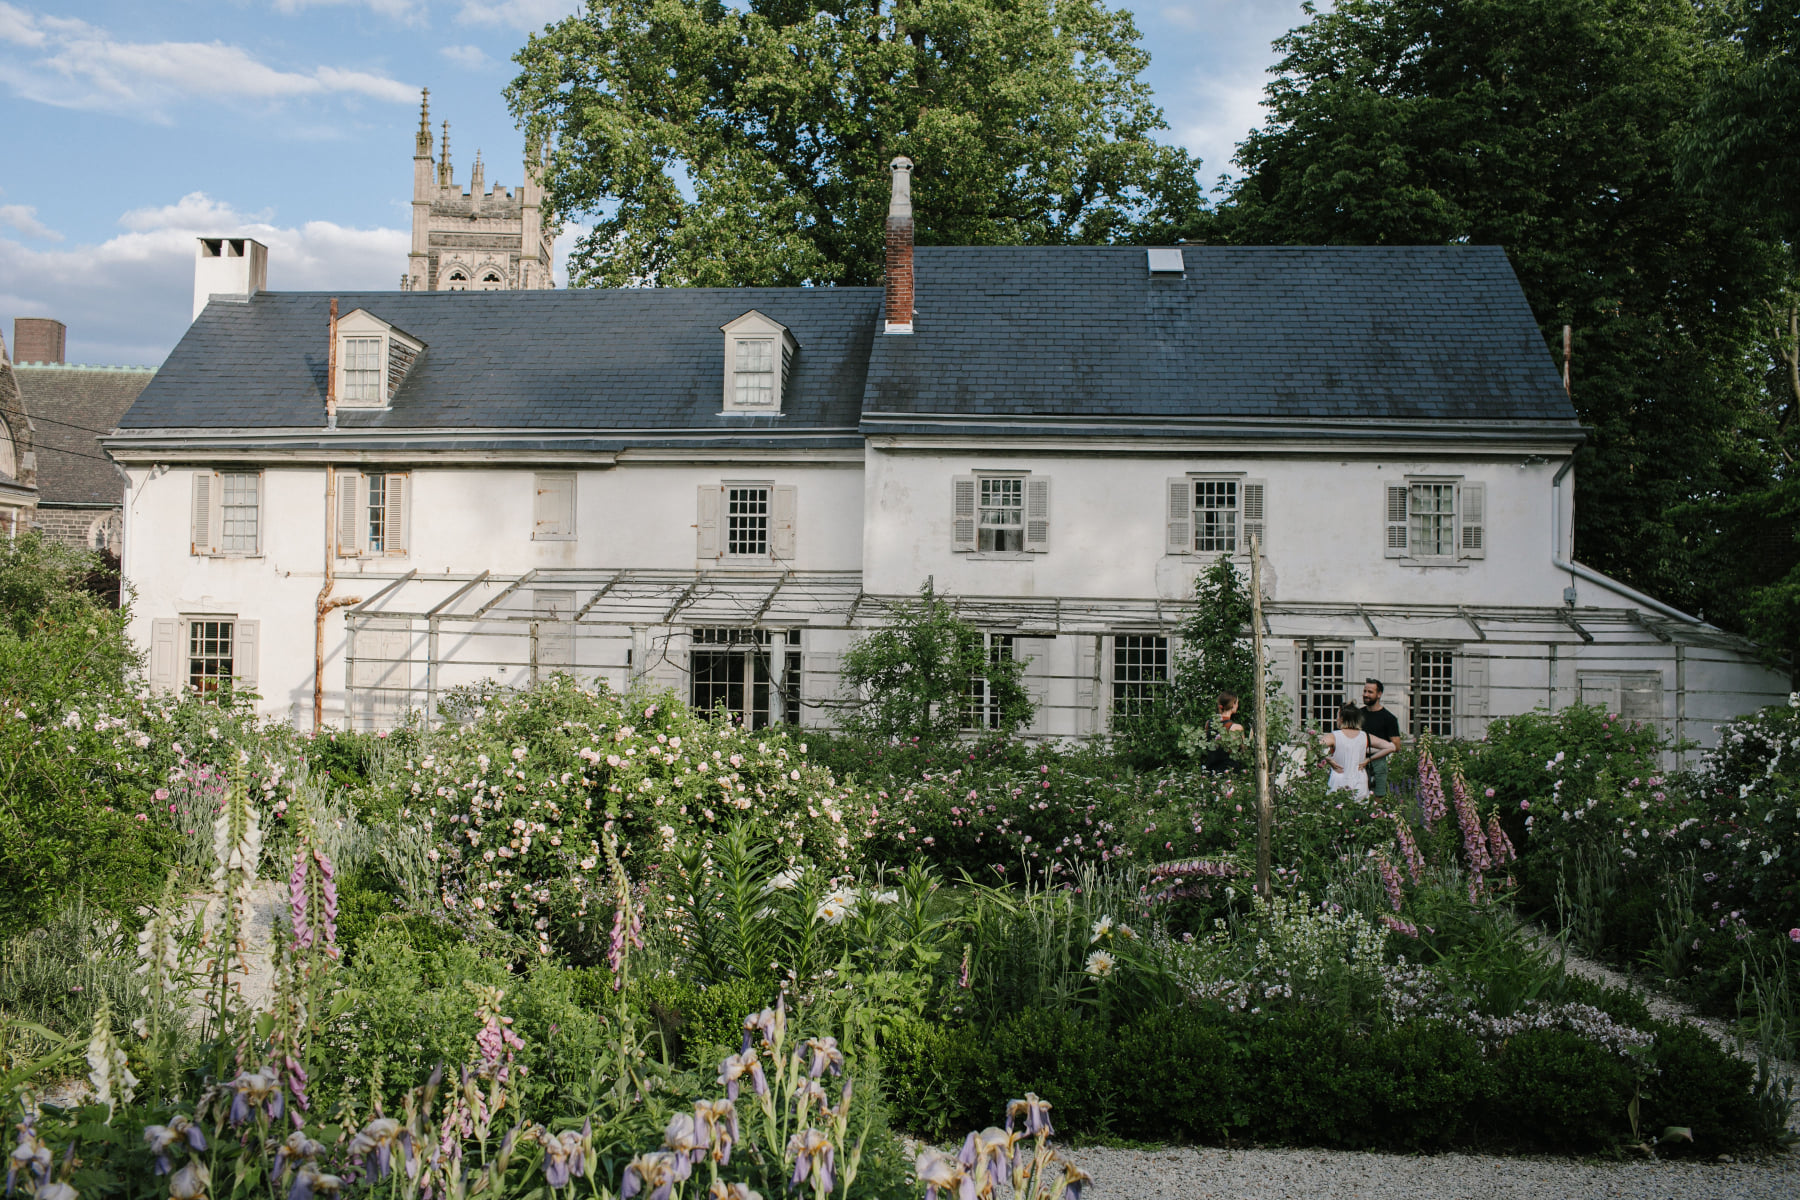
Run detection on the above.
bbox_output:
[14,362,158,372]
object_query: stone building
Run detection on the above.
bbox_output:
[401,90,555,293]
[0,328,37,539]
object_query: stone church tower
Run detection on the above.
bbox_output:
[403,91,556,292]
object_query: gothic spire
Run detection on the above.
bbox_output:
[416,88,432,157]
[438,120,452,188]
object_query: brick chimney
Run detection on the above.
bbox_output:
[883,156,914,335]
[13,318,65,364]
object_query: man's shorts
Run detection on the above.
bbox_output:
[1368,756,1390,797]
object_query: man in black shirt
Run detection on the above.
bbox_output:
[1360,679,1403,798]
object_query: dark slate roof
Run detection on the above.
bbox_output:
[120,287,882,436]
[15,365,150,504]
[119,246,1576,441]
[861,245,1578,426]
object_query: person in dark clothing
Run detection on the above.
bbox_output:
[1360,679,1402,797]
[1202,692,1245,773]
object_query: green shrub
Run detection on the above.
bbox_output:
[1487,1028,1636,1150]
[1639,1021,1758,1155]
[1112,1010,1244,1142]
[637,973,776,1067]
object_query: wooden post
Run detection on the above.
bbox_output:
[1251,532,1273,900]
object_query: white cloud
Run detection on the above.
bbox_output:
[0,3,416,119]
[439,43,490,69]
[0,191,408,366]
[456,0,582,32]
[0,203,60,240]
[270,0,430,22]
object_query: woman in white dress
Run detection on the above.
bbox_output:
[1317,703,1394,799]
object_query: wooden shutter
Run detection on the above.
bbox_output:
[1379,645,1406,729]
[190,471,216,556]
[1354,648,1376,704]
[696,486,721,558]
[1578,672,1621,714]
[533,590,575,670]
[534,472,574,540]
[150,618,179,691]
[1166,478,1191,554]
[1384,483,1409,558]
[951,476,977,552]
[234,620,259,689]
[771,484,798,559]
[337,471,364,556]
[1458,481,1486,559]
[1025,477,1051,552]
[1242,477,1267,554]
[1455,646,1490,736]
[384,473,408,555]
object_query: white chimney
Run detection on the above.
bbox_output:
[193,237,269,322]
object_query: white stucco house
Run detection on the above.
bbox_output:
[105,162,1789,751]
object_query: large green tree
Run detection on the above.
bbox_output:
[1218,0,1790,623]
[507,0,1203,287]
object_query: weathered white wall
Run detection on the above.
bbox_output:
[126,459,864,727]
[862,447,1571,607]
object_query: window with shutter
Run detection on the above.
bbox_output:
[1384,484,1409,558]
[977,476,1024,552]
[771,485,797,559]
[952,476,977,552]
[696,486,722,558]
[533,472,575,541]
[1458,481,1486,558]
[1242,478,1267,552]
[1193,479,1238,553]
[725,485,771,556]
[1165,478,1191,553]
[337,471,364,556]
[190,471,214,556]
[150,618,178,691]
[1025,477,1051,551]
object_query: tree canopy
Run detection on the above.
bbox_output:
[507,0,1204,288]
[1217,0,1795,659]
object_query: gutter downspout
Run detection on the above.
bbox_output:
[314,299,360,730]
[1551,456,1704,626]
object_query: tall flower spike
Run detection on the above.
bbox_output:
[85,1004,137,1121]
[1415,746,1448,830]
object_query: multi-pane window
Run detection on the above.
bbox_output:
[962,635,1016,731]
[733,339,775,406]
[691,628,801,728]
[343,337,383,403]
[1411,648,1455,737]
[365,473,387,554]
[1112,635,1168,713]
[726,486,770,556]
[1194,480,1238,553]
[1408,483,1457,558]
[978,477,1024,552]
[187,619,234,695]
[1299,646,1347,732]
[220,471,259,554]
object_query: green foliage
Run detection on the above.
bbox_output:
[1220,0,1793,636]
[837,584,1033,743]
[366,676,876,955]
[508,0,1203,289]
[1112,557,1285,768]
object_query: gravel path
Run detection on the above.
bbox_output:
[1069,1144,1800,1200]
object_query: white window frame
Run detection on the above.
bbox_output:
[977,474,1025,553]
[1110,634,1169,716]
[1298,642,1351,733]
[1167,474,1266,557]
[336,470,410,558]
[149,614,260,697]
[1409,645,1456,737]
[191,468,264,558]
[961,633,1016,731]
[334,309,425,410]
[725,483,772,557]
[1385,476,1485,564]
[954,473,1051,555]
[719,310,797,414]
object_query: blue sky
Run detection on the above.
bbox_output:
[0,1,1310,366]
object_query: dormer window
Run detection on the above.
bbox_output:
[334,309,425,410]
[720,310,796,413]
